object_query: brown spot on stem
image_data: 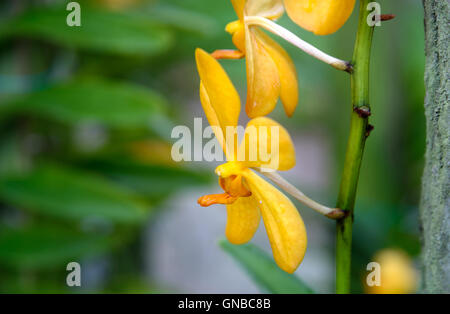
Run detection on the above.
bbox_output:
[326,208,349,220]
[354,106,371,118]
[345,62,354,74]
[366,124,375,137]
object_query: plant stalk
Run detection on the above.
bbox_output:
[335,0,374,294]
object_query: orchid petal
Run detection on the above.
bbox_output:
[284,0,356,35]
[255,29,298,117]
[238,117,296,171]
[243,169,307,273]
[196,48,240,157]
[246,0,284,20]
[225,195,261,244]
[245,26,280,118]
[231,0,245,21]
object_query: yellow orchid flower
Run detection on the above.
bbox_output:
[283,0,356,35]
[195,48,307,274]
[365,249,418,294]
[212,0,299,119]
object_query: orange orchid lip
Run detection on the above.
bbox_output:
[197,193,238,207]
[198,173,252,207]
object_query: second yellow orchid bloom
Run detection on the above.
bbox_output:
[283,0,356,35]
[195,48,307,274]
[213,0,299,119]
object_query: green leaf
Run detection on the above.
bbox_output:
[219,239,314,294]
[0,164,150,223]
[0,6,173,56]
[3,79,170,130]
[143,3,219,36]
[0,224,116,269]
[79,157,211,201]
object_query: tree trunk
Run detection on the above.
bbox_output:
[420,0,450,293]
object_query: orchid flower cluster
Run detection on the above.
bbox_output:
[195,0,356,273]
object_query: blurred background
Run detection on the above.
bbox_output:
[0,0,424,293]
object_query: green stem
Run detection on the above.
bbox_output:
[336,0,374,294]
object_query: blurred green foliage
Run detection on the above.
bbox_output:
[0,0,425,293]
[0,0,212,293]
[0,6,173,56]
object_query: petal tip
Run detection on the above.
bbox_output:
[195,47,208,62]
[285,108,296,118]
[225,232,250,245]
